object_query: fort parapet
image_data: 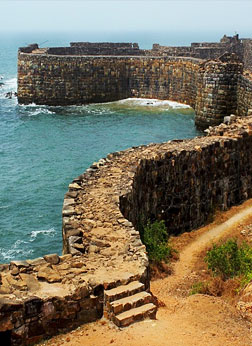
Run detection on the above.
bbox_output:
[17,35,252,128]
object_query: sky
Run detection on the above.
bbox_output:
[1,0,252,36]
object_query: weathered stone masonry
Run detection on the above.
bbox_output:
[2,35,252,344]
[1,117,252,345]
[18,53,201,107]
[17,35,252,128]
[120,120,252,236]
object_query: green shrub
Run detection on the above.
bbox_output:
[142,220,173,263]
[189,281,209,295]
[205,239,252,281]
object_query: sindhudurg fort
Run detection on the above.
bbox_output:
[2,34,252,345]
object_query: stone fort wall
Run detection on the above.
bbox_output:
[17,34,252,128]
[1,117,252,345]
[18,50,246,128]
[18,51,202,106]
[150,34,244,61]
[4,34,252,344]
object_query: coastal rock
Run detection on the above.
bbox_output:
[43,254,60,265]
[37,266,61,283]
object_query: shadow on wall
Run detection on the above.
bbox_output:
[120,127,252,238]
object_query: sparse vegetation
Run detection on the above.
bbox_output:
[142,220,175,264]
[205,239,252,281]
[189,281,209,295]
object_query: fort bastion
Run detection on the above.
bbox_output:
[17,35,252,128]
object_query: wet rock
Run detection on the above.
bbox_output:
[5,91,17,99]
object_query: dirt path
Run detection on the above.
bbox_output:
[42,203,252,346]
[153,204,252,298]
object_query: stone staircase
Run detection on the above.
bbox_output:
[104,281,157,327]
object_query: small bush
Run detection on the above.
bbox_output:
[205,239,252,281]
[143,220,174,263]
[189,281,209,295]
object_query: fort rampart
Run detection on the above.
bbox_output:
[2,34,252,344]
[17,35,252,128]
[1,117,252,345]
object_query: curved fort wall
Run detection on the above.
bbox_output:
[1,117,252,344]
[17,35,252,128]
[18,50,245,128]
[2,35,252,344]
[18,53,201,107]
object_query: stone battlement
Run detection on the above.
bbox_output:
[1,116,252,344]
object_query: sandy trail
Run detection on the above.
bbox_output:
[153,204,252,298]
[43,203,252,346]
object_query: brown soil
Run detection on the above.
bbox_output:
[40,200,252,346]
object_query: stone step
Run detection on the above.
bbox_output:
[112,303,157,327]
[108,291,153,315]
[104,281,144,304]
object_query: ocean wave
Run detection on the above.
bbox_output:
[114,98,191,109]
[0,239,33,261]
[0,77,17,93]
[0,205,10,210]
[0,228,57,261]
[0,77,17,102]
[19,104,55,117]
[28,108,55,116]
[29,227,56,241]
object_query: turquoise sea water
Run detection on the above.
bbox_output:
[0,32,202,262]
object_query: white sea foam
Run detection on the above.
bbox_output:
[29,108,55,116]
[0,77,17,93]
[0,239,33,261]
[0,76,17,102]
[0,205,10,210]
[0,229,56,261]
[115,98,191,109]
[19,104,55,116]
[4,77,17,91]
[30,227,56,241]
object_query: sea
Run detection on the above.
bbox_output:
[0,31,204,262]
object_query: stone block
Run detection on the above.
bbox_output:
[43,254,60,265]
